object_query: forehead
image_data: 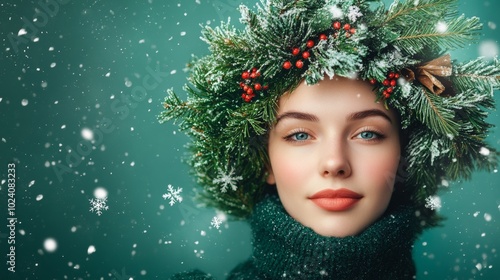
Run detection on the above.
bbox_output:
[277,77,400,123]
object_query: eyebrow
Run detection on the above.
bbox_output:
[347,109,393,124]
[275,109,393,125]
[275,111,319,124]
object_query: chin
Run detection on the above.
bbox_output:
[311,227,361,238]
[307,220,368,237]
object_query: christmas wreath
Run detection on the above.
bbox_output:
[159,0,499,228]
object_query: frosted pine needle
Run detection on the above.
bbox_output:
[162,184,183,206]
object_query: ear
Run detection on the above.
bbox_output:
[266,168,276,185]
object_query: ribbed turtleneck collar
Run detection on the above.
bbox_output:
[249,195,419,279]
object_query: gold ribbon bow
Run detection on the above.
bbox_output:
[402,54,453,95]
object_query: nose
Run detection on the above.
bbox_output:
[320,141,351,178]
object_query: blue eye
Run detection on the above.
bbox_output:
[284,131,310,142]
[357,131,384,141]
[292,132,310,141]
[359,131,376,139]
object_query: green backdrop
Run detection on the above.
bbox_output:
[1,0,499,279]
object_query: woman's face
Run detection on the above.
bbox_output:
[267,76,401,237]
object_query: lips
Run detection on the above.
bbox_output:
[309,188,363,211]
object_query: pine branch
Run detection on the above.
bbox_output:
[307,47,362,84]
[272,0,325,16]
[381,0,457,27]
[239,5,259,29]
[410,87,460,136]
[404,129,441,197]
[158,89,191,124]
[395,15,481,55]
[443,89,495,114]
[444,136,498,181]
[452,57,500,93]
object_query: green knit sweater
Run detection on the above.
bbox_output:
[170,195,420,280]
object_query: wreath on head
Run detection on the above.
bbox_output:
[159,0,499,228]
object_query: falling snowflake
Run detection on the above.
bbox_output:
[212,167,242,193]
[89,197,109,216]
[425,195,442,210]
[347,6,363,23]
[435,21,448,33]
[479,40,499,59]
[162,184,183,206]
[210,216,222,229]
[479,147,491,156]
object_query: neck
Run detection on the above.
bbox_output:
[249,195,420,279]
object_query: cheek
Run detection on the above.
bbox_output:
[360,152,399,190]
[270,152,309,185]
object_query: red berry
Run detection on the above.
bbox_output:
[369,78,377,85]
[255,72,261,78]
[350,28,356,34]
[344,23,351,31]
[295,60,304,69]
[333,21,341,30]
[306,40,314,48]
[251,67,257,72]
[394,73,400,79]
[319,34,327,40]
[390,79,397,87]
[243,85,249,92]
[242,92,253,102]
[250,72,257,79]
[239,82,245,88]
[302,51,310,59]
[387,87,394,93]
[383,90,390,99]
[383,79,390,86]
[242,71,250,79]
[292,47,300,56]
[254,83,262,91]
[263,84,269,90]
[246,88,254,95]
[388,72,395,79]
[283,61,292,70]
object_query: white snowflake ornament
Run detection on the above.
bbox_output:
[213,167,243,193]
[424,195,442,211]
[347,6,363,23]
[210,216,222,229]
[162,184,183,206]
[89,197,109,216]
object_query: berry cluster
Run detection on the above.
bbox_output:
[240,68,268,102]
[370,72,400,99]
[332,21,356,38]
[282,21,356,71]
[282,37,323,70]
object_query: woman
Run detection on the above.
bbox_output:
[226,76,419,279]
[160,0,499,278]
